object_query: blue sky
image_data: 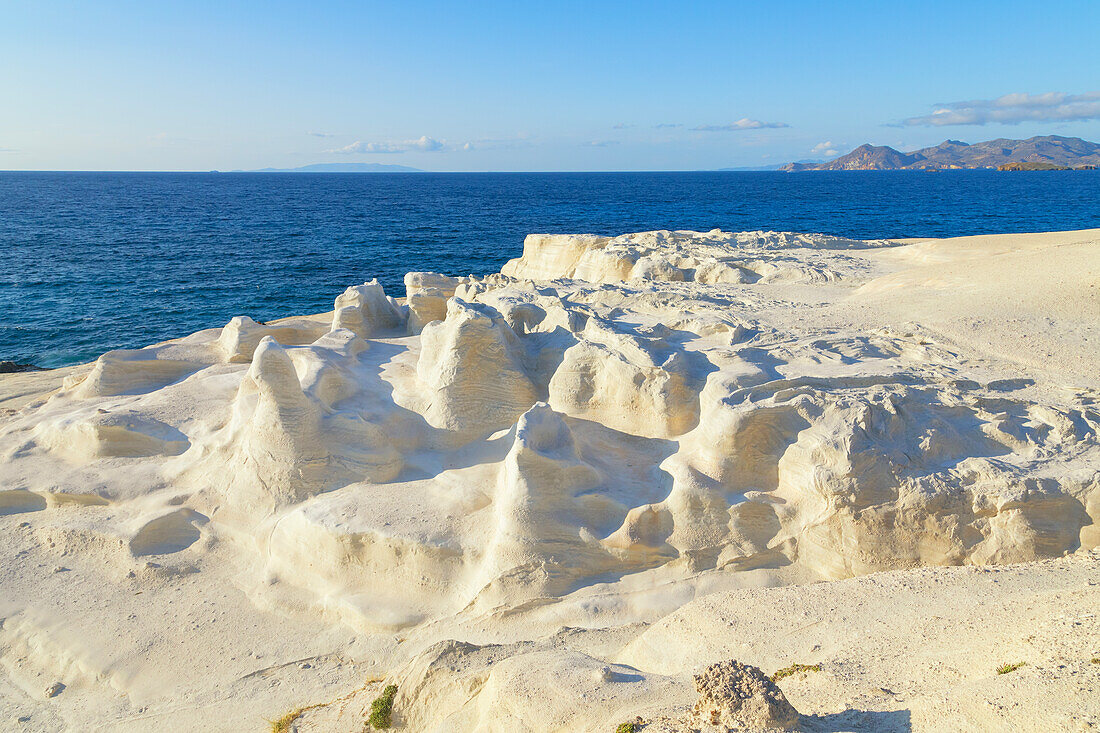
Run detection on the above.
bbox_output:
[3,0,1100,171]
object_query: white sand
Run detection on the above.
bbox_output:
[0,228,1097,731]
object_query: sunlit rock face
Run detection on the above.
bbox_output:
[2,227,1097,730]
[11,228,1098,619]
[415,298,538,434]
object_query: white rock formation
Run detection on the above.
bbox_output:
[216,315,325,363]
[473,403,610,602]
[547,318,702,438]
[502,229,895,285]
[331,279,403,337]
[0,228,1098,731]
[404,271,464,334]
[415,298,537,433]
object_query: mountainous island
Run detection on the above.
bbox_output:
[782,135,1100,171]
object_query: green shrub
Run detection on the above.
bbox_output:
[614,722,637,733]
[367,684,398,729]
[997,662,1026,675]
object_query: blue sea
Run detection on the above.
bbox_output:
[2,170,1099,369]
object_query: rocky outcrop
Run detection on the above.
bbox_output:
[2,228,1097,730]
[416,299,537,433]
[331,279,403,336]
[692,660,800,731]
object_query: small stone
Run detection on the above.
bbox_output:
[692,660,800,731]
[298,662,312,670]
[44,682,65,698]
[52,566,68,574]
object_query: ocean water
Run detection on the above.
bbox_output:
[2,170,1099,369]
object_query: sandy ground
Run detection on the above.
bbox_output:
[0,228,1097,732]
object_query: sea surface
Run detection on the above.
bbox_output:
[2,170,1099,368]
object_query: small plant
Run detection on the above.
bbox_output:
[367,684,398,729]
[1092,658,1099,665]
[771,663,822,682]
[270,708,305,733]
[997,662,1026,675]
[615,722,637,733]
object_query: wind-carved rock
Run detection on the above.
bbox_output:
[229,337,329,505]
[216,315,323,363]
[773,387,1092,577]
[34,411,189,461]
[331,279,402,337]
[70,349,199,398]
[548,319,701,439]
[330,304,366,335]
[416,299,537,434]
[475,403,609,602]
[405,272,462,334]
[669,376,1095,578]
[501,229,894,286]
[501,233,613,281]
[196,336,401,513]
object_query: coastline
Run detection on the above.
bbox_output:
[1,227,1098,731]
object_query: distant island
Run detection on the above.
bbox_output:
[996,160,1097,171]
[240,163,425,173]
[781,135,1100,171]
[715,164,786,172]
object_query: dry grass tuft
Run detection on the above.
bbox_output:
[270,708,306,733]
[770,663,822,682]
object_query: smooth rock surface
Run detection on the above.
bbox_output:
[0,228,1097,731]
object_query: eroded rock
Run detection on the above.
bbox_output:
[692,660,800,731]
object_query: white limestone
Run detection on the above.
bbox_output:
[1,228,1098,731]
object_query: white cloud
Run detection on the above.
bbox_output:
[410,135,444,151]
[899,91,1100,126]
[308,132,337,138]
[585,140,618,147]
[654,123,683,129]
[612,123,634,129]
[811,141,839,156]
[327,136,446,154]
[693,118,789,131]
